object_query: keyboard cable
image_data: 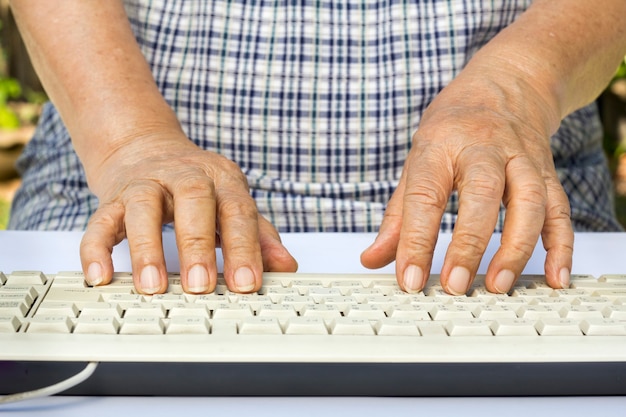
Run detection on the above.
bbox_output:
[0,361,99,404]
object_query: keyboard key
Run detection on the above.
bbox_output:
[192,294,230,309]
[306,287,342,302]
[300,304,342,320]
[212,304,253,319]
[490,318,538,336]
[80,302,124,318]
[565,305,604,320]
[535,318,583,336]
[344,304,387,320]
[7,271,47,285]
[119,316,165,335]
[349,288,385,302]
[149,294,187,309]
[0,301,30,317]
[473,305,518,320]
[256,304,297,320]
[74,316,121,334]
[167,304,209,318]
[284,317,328,335]
[35,301,79,318]
[236,295,273,311]
[0,292,35,308]
[374,318,420,336]
[510,288,554,301]
[598,274,626,282]
[0,284,40,299]
[0,315,21,332]
[601,304,626,320]
[445,319,493,336]
[429,304,474,320]
[387,304,431,320]
[124,303,167,318]
[210,319,238,335]
[580,318,626,335]
[166,316,210,334]
[27,316,73,333]
[238,317,283,335]
[51,277,88,288]
[516,305,562,320]
[263,287,300,302]
[45,288,103,305]
[416,321,447,336]
[329,318,375,335]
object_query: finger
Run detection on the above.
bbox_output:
[441,148,505,295]
[541,176,574,289]
[216,172,264,293]
[80,202,127,287]
[485,156,547,293]
[123,181,169,295]
[360,177,405,270]
[258,215,298,272]
[172,173,218,294]
[394,146,453,294]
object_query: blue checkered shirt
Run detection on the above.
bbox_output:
[9,0,622,233]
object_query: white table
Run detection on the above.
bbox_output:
[1,231,625,416]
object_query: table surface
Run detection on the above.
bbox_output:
[1,231,626,416]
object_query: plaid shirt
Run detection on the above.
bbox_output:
[9,0,622,233]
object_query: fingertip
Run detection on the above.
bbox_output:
[183,264,216,294]
[260,237,299,272]
[491,268,516,294]
[444,265,472,295]
[400,264,425,294]
[558,267,571,289]
[136,264,168,295]
[233,266,259,293]
[84,261,112,287]
[360,228,400,270]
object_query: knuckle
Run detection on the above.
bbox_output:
[404,177,450,210]
[461,171,503,203]
[123,180,165,206]
[400,230,434,254]
[507,179,547,213]
[504,238,537,261]
[545,199,571,223]
[450,230,489,258]
[219,196,258,221]
[177,235,215,254]
[174,174,216,200]
[87,202,125,232]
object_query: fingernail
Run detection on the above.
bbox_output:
[187,264,210,293]
[559,267,570,288]
[494,269,515,294]
[234,266,256,292]
[140,265,161,294]
[403,265,424,293]
[86,262,103,286]
[447,266,470,295]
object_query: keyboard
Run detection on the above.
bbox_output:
[2,270,626,397]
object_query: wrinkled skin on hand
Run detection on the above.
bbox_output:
[80,129,298,295]
[361,66,574,295]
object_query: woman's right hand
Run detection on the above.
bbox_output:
[79,129,298,295]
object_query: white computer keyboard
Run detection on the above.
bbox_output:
[2,270,626,396]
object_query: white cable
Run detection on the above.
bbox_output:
[0,361,99,405]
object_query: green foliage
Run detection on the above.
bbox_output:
[0,197,9,230]
[615,57,626,80]
[0,76,22,129]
